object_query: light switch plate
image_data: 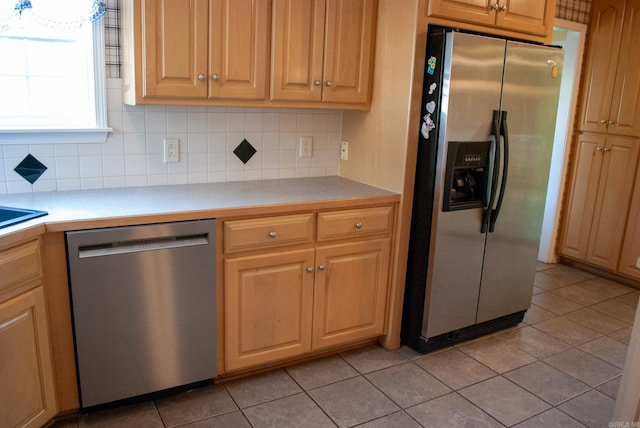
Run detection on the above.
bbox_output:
[341,141,349,160]
[299,136,312,158]
[635,256,640,269]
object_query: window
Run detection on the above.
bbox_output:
[0,1,111,144]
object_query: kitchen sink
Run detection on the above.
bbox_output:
[0,206,48,229]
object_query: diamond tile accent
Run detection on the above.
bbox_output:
[233,139,257,164]
[14,154,47,184]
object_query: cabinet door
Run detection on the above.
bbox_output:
[619,164,640,279]
[0,287,56,428]
[579,0,624,133]
[209,0,270,100]
[141,0,209,99]
[224,249,314,371]
[322,0,377,103]
[271,0,326,101]
[495,0,552,36]
[312,239,390,350]
[427,0,497,26]
[586,136,640,269]
[609,0,640,137]
[559,133,605,259]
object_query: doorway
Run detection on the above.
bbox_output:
[538,19,587,263]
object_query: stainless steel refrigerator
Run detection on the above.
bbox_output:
[402,28,563,353]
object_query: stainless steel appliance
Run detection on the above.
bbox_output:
[402,28,563,353]
[67,220,217,408]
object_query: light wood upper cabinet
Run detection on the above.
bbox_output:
[208,0,270,100]
[579,0,640,137]
[122,0,269,103]
[560,133,640,270]
[428,0,496,26]
[0,240,57,428]
[427,0,554,37]
[271,0,377,104]
[122,0,377,109]
[139,0,208,99]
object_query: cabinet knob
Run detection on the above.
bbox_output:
[490,3,499,10]
[355,222,363,229]
[325,81,333,87]
[318,264,326,271]
[212,74,220,81]
[314,80,322,86]
[268,231,277,238]
[600,119,608,124]
[596,146,603,152]
[499,5,507,11]
[603,147,611,152]
[307,266,314,273]
[198,74,206,81]
[608,120,616,125]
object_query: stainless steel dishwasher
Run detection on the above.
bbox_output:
[66,219,216,409]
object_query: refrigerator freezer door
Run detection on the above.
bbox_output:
[422,32,506,339]
[476,42,563,323]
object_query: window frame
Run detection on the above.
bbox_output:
[0,19,112,145]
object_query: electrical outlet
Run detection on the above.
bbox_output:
[636,256,640,269]
[164,138,180,163]
[299,136,312,158]
[341,141,349,160]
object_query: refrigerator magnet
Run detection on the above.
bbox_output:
[427,56,437,75]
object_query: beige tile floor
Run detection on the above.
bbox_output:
[53,263,639,428]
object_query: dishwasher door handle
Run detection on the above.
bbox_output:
[78,234,209,258]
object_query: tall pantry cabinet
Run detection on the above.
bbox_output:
[559,0,640,279]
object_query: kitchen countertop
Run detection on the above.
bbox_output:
[0,176,399,237]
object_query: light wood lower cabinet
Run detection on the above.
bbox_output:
[619,166,640,280]
[224,249,315,371]
[560,133,640,270]
[312,239,390,350]
[223,206,393,372]
[0,287,57,428]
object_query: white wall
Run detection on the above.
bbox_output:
[538,20,587,262]
[0,79,342,194]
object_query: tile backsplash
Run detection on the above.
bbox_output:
[0,79,342,194]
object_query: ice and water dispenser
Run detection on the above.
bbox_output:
[443,141,492,211]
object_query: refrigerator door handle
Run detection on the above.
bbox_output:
[489,110,510,233]
[482,110,502,233]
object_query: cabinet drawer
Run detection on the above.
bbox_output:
[0,240,42,300]
[224,213,314,253]
[317,206,393,241]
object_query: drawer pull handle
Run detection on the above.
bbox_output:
[355,222,363,229]
[307,266,314,273]
[268,231,277,238]
[318,264,326,271]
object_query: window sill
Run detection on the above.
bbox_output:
[0,127,112,145]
